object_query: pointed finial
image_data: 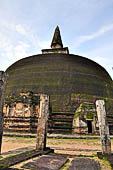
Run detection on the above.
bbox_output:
[51,26,63,49]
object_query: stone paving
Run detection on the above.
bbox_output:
[0,148,53,169]
[0,146,108,170]
[68,158,100,170]
[22,155,68,170]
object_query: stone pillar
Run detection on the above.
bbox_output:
[36,94,49,150]
[96,100,111,155]
[0,71,7,154]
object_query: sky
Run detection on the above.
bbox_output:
[0,0,113,79]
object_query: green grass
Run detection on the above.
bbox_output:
[3,136,36,142]
[0,148,33,160]
[102,157,111,166]
[59,159,71,170]
[92,153,98,157]
[47,138,100,142]
[0,163,8,170]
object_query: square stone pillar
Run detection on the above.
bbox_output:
[36,94,49,151]
[96,100,111,155]
[0,71,7,154]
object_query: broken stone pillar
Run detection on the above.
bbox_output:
[96,100,111,155]
[36,94,49,150]
[0,71,7,154]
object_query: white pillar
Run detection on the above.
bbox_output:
[96,100,111,155]
[36,94,49,150]
[0,71,7,154]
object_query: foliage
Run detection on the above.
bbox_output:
[86,113,93,119]
[0,164,8,170]
[5,91,40,106]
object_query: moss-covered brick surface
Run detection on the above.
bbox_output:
[5,53,113,112]
[73,102,96,120]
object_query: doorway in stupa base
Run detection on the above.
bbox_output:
[73,102,99,134]
[87,120,92,134]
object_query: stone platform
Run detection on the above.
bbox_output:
[22,155,68,170]
[0,148,53,169]
[68,158,100,170]
[1,153,101,170]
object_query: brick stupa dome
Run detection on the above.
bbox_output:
[5,26,113,112]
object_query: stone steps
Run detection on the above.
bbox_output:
[48,112,74,134]
[4,116,38,133]
[3,112,74,134]
[106,115,113,135]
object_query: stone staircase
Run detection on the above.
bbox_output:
[3,116,38,133]
[48,112,74,134]
[107,115,113,135]
[3,112,74,134]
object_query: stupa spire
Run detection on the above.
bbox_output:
[51,26,63,49]
[42,26,69,54]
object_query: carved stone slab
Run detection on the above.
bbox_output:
[36,94,49,150]
[68,158,100,170]
[22,155,67,170]
[96,100,111,154]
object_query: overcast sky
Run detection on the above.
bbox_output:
[0,0,113,79]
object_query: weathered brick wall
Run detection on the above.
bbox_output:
[3,92,40,133]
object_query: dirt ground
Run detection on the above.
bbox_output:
[2,137,102,154]
[2,136,36,153]
[2,136,113,155]
[1,136,113,170]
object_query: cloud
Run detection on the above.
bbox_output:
[86,42,113,59]
[0,33,13,57]
[16,24,27,35]
[93,56,113,79]
[72,22,113,49]
[82,23,113,40]
[0,20,50,69]
[93,56,111,66]
[81,42,113,80]
[5,22,50,50]
[0,25,30,61]
[0,38,29,60]
[14,41,30,58]
[36,39,50,49]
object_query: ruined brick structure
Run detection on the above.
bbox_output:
[73,102,98,134]
[3,26,113,134]
[4,92,40,133]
